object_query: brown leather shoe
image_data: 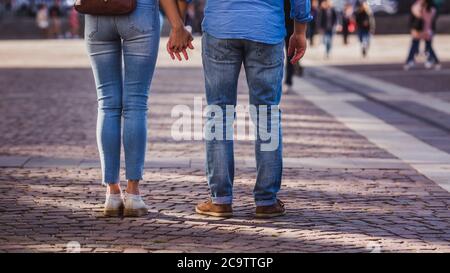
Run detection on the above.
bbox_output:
[255,199,286,218]
[195,199,233,217]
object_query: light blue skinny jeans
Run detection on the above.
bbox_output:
[85,0,160,184]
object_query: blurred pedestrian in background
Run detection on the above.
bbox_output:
[191,0,205,35]
[354,0,375,58]
[404,0,423,70]
[48,0,62,38]
[318,0,337,58]
[68,6,80,38]
[404,0,440,70]
[341,2,353,45]
[35,3,49,38]
[185,3,195,33]
[422,0,440,70]
[307,0,318,46]
[159,8,165,32]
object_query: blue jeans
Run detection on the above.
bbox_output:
[406,38,420,63]
[323,30,333,56]
[85,0,160,184]
[358,30,370,50]
[202,32,284,206]
[425,38,440,64]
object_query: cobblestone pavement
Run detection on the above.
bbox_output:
[0,67,390,160]
[1,167,450,253]
[0,38,450,252]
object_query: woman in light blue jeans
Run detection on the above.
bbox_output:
[85,0,193,217]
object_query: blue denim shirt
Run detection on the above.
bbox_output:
[186,0,312,44]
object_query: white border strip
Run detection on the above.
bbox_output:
[313,66,450,116]
[295,78,450,192]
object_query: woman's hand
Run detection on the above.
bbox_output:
[167,25,194,61]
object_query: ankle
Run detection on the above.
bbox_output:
[126,180,140,195]
[107,183,121,195]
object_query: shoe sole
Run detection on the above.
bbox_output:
[255,211,286,219]
[103,209,122,217]
[123,208,148,217]
[195,207,233,218]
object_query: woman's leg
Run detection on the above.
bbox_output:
[361,31,370,57]
[327,32,333,56]
[425,39,440,64]
[309,25,315,46]
[323,31,332,57]
[343,26,348,45]
[85,15,123,189]
[119,2,160,192]
[406,38,420,64]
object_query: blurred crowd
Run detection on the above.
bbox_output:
[0,0,445,70]
[307,0,376,59]
[1,0,81,38]
[35,1,80,39]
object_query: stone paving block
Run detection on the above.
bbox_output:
[243,158,256,168]
[348,158,410,169]
[0,156,30,168]
[145,157,190,168]
[79,159,100,169]
[23,156,82,168]
[283,157,410,169]
[190,158,205,169]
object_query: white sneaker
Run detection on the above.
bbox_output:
[103,193,124,217]
[425,61,433,69]
[403,61,415,71]
[123,191,148,217]
[282,83,292,94]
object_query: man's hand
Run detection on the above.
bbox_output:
[288,22,308,64]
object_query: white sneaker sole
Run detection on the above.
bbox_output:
[103,203,124,217]
[123,208,148,217]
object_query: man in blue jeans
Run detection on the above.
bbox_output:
[172,0,312,218]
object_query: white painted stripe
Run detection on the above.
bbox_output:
[295,78,450,192]
[313,66,450,116]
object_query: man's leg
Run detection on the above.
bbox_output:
[243,40,284,216]
[196,32,243,216]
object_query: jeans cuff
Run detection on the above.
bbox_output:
[211,196,233,205]
[102,173,120,186]
[255,198,277,207]
[125,175,143,181]
[102,180,119,186]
